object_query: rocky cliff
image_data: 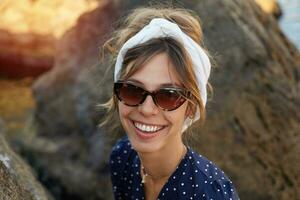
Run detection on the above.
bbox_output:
[2,0,299,199]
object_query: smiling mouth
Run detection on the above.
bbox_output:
[133,121,165,133]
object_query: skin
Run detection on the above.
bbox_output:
[118,53,190,199]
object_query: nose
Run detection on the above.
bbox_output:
[138,95,159,116]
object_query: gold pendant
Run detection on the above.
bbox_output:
[142,174,147,183]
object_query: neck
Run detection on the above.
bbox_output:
[138,143,187,182]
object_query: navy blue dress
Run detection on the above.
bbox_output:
[110,136,240,200]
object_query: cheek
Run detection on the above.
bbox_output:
[164,103,188,125]
[118,103,132,122]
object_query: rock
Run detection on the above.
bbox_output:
[255,0,282,18]
[0,133,53,200]
[0,117,5,133]
[27,1,118,199]
[0,0,100,78]
[178,1,299,199]
[0,30,55,78]
[27,0,299,200]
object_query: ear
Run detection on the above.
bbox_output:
[185,103,195,119]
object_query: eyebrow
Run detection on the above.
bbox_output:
[126,78,182,88]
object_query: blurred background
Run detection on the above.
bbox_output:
[0,0,299,200]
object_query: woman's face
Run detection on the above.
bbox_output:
[118,53,189,153]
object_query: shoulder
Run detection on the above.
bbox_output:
[185,148,240,200]
[109,136,133,169]
[109,136,136,197]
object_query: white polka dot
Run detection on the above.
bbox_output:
[197,161,200,164]
[183,191,186,195]
[223,184,226,187]
[205,168,208,172]
[195,184,199,187]
[113,172,117,175]
[217,189,220,192]
[190,177,193,180]
[209,175,213,179]
[182,172,186,175]
[123,150,127,154]
[173,176,176,179]
[189,156,192,159]
[206,164,209,167]
[181,183,184,186]
[195,170,198,173]
[204,180,208,184]
[202,193,205,197]
[173,187,177,191]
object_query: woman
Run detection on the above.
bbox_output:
[102,6,240,200]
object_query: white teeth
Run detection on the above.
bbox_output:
[134,122,163,133]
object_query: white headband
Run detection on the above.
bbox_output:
[114,18,211,131]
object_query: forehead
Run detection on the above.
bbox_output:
[126,53,182,89]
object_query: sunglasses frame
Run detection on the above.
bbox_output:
[114,81,190,111]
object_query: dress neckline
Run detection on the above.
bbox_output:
[133,147,191,198]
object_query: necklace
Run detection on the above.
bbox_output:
[141,166,148,183]
[140,146,187,184]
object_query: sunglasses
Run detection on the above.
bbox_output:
[114,81,190,111]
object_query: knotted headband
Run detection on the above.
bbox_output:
[114,18,211,131]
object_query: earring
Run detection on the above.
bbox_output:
[188,114,194,119]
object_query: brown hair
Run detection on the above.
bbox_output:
[100,6,213,130]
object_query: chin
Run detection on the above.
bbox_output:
[129,137,164,154]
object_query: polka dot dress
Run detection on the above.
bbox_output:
[110,137,240,200]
